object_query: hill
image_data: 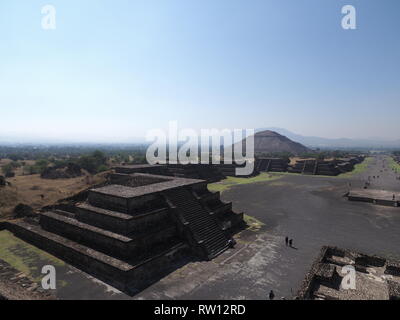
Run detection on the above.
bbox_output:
[237,130,311,155]
[260,127,400,149]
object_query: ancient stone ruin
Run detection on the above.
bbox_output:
[165,164,226,182]
[347,189,400,207]
[211,162,258,178]
[120,163,258,180]
[3,169,243,295]
[115,163,226,182]
[297,246,400,300]
[119,154,365,182]
[288,156,365,176]
[255,158,289,173]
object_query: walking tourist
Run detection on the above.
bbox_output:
[269,290,275,300]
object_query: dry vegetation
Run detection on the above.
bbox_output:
[0,164,109,218]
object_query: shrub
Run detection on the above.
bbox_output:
[13,204,35,218]
[2,164,14,177]
[78,150,108,174]
[96,164,109,173]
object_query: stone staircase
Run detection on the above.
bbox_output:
[164,188,229,260]
[255,159,269,172]
[255,158,288,172]
[302,160,316,175]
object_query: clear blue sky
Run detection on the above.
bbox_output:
[1,0,399,142]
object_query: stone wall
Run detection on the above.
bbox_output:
[88,190,164,215]
[40,213,136,260]
[296,246,329,299]
[88,191,129,213]
[297,245,400,300]
[115,165,170,176]
[5,221,189,295]
[40,212,179,260]
[165,164,226,182]
[76,204,172,235]
[110,173,170,188]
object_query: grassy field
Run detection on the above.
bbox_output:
[388,157,400,173]
[0,230,65,283]
[337,157,374,178]
[207,172,282,193]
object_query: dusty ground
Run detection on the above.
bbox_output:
[0,159,36,176]
[0,168,109,217]
[2,155,400,300]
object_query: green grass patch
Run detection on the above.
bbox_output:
[266,171,340,179]
[0,230,65,282]
[208,158,374,193]
[388,157,400,173]
[243,214,265,232]
[337,157,374,178]
[207,172,283,193]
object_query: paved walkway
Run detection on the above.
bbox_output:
[354,155,400,192]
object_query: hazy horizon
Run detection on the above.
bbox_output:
[2,0,400,143]
[2,126,400,147]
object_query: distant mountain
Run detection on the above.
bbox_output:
[237,130,311,155]
[259,127,400,149]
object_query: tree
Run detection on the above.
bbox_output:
[78,150,108,174]
[2,164,14,177]
[34,159,49,174]
[92,150,107,164]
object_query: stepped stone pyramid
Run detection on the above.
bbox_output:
[255,158,289,173]
[5,169,243,294]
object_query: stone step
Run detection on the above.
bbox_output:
[76,203,170,235]
[6,220,187,295]
[40,211,136,259]
[40,211,178,260]
[164,189,228,260]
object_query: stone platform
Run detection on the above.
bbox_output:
[347,189,400,207]
[4,172,244,295]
